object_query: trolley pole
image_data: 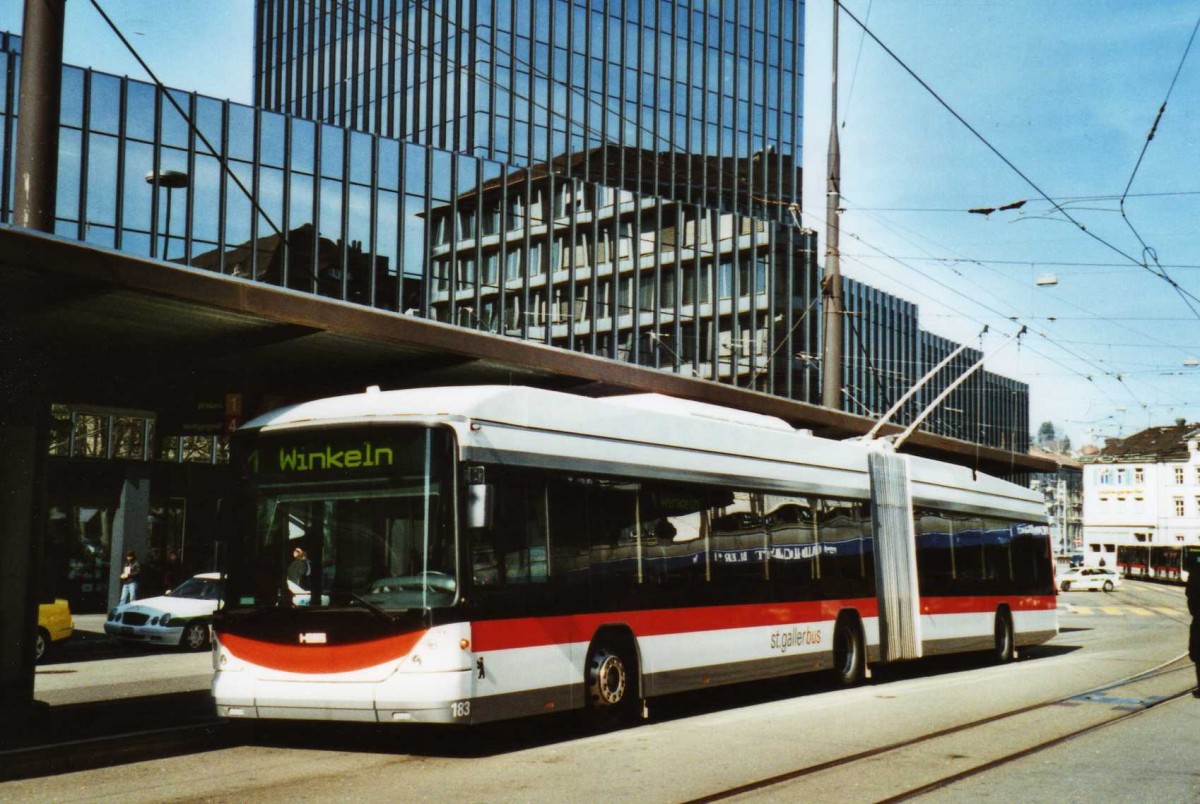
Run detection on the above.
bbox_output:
[821,0,844,411]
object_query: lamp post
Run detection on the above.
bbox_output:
[145,169,189,260]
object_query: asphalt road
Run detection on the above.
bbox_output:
[8,582,1197,802]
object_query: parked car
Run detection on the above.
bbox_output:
[36,598,75,663]
[1058,566,1123,593]
[105,573,222,650]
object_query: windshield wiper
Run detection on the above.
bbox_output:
[335,591,397,622]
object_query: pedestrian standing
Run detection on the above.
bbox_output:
[119,551,141,605]
[1188,556,1200,698]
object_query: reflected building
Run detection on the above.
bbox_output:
[255,0,815,397]
[0,8,1026,423]
[423,148,817,393]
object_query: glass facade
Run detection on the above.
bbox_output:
[256,0,803,223]
[0,9,1026,444]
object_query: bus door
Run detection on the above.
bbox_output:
[868,450,922,661]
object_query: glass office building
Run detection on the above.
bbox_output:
[0,12,1028,431]
[250,1,1028,438]
[839,278,1028,451]
[255,0,803,220]
[0,8,1027,421]
[253,0,817,397]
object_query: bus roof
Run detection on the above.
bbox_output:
[244,385,1044,517]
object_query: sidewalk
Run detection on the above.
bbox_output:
[0,614,227,780]
[35,614,213,706]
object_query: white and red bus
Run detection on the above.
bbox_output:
[212,386,1057,726]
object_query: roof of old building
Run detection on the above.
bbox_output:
[1028,446,1082,470]
[1089,423,1200,462]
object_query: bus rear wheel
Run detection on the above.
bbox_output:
[585,636,639,729]
[832,618,865,686]
[993,612,1015,664]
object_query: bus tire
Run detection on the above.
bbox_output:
[585,633,639,729]
[993,610,1015,664]
[832,616,865,686]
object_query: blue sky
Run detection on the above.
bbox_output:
[0,2,253,102]
[3,1,1197,448]
[804,1,1200,447]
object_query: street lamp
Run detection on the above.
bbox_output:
[145,169,189,260]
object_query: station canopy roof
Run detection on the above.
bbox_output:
[0,225,1054,476]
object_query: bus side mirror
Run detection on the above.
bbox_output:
[466,484,494,530]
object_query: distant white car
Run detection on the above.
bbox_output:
[104,573,222,650]
[1058,567,1122,593]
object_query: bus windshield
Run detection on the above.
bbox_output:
[226,426,457,614]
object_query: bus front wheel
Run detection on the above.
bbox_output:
[585,636,639,729]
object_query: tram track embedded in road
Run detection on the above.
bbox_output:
[682,653,1195,804]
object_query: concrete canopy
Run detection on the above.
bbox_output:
[0,224,1054,476]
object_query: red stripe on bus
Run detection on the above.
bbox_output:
[471,599,879,652]
[221,631,425,674]
[471,595,1055,652]
[920,595,1056,615]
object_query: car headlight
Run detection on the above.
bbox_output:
[160,614,172,627]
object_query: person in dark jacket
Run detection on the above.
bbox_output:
[1187,557,1200,697]
[119,551,141,605]
[287,546,311,590]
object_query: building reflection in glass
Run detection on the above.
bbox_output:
[0,31,1026,447]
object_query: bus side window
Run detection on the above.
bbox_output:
[548,477,591,584]
[915,508,955,596]
[952,516,986,585]
[766,495,817,598]
[816,499,868,594]
[586,480,641,592]
[981,517,1015,586]
[640,483,707,588]
[474,473,549,588]
[709,491,767,597]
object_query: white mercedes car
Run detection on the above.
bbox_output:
[105,573,222,650]
[1058,566,1123,593]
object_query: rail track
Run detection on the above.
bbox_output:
[685,653,1196,803]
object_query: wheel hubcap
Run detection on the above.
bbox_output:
[592,653,626,706]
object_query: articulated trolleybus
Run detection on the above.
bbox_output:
[212,386,1057,726]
